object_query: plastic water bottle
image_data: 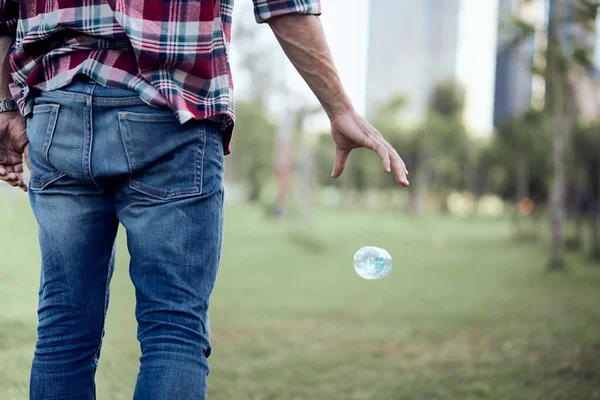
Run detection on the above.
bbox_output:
[353,246,392,280]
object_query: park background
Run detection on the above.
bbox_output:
[2,0,600,399]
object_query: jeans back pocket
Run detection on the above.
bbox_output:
[27,104,67,191]
[117,111,206,200]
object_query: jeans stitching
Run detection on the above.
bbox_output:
[83,84,100,187]
[196,124,206,196]
[42,90,148,106]
[29,104,64,190]
[93,240,116,366]
[40,104,60,163]
[29,173,67,191]
[117,112,135,174]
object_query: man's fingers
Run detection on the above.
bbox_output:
[365,135,392,174]
[0,168,22,186]
[375,142,391,173]
[391,155,409,186]
[389,146,408,174]
[387,144,409,186]
[332,148,350,178]
[10,178,27,192]
[0,173,27,192]
[1,172,19,182]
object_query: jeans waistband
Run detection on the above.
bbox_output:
[38,75,151,107]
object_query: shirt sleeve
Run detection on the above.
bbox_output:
[253,0,321,24]
[0,0,19,38]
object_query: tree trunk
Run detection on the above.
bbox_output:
[570,169,585,250]
[547,0,568,271]
[273,111,293,217]
[548,91,568,271]
[248,169,262,203]
[573,211,583,249]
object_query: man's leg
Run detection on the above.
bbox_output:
[27,85,119,400]
[115,116,225,400]
[28,179,118,400]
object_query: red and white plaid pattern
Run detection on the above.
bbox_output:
[0,0,321,154]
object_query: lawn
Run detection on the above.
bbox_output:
[1,195,599,400]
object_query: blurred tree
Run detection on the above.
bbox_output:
[366,94,409,206]
[513,0,599,270]
[229,101,277,202]
[231,4,286,204]
[429,80,466,118]
[494,109,552,239]
[572,123,600,261]
[233,9,284,107]
[404,81,470,214]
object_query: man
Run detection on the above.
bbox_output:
[0,0,409,398]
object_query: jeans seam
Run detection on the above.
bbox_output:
[34,388,93,400]
[40,90,147,107]
[83,84,100,187]
[92,97,147,106]
[40,104,61,163]
[196,124,206,195]
[117,112,135,174]
[29,173,67,191]
[93,240,116,366]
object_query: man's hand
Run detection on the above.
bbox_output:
[330,111,409,186]
[267,15,409,187]
[0,110,29,192]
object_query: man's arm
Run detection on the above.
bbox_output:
[0,35,13,98]
[0,0,18,98]
[0,0,29,192]
[266,15,409,186]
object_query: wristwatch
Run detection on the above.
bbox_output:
[0,99,18,112]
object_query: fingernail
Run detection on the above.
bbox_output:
[0,169,5,175]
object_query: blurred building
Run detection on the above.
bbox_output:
[493,0,535,126]
[366,1,461,121]
[366,0,499,136]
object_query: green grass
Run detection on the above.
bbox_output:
[1,195,599,400]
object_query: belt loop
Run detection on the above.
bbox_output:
[84,81,97,106]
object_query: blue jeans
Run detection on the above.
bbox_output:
[26,79,225,400]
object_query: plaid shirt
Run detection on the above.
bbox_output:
[0,0,321,154]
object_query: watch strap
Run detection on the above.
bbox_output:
[0,99,18,112]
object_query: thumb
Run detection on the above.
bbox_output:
[332,148,350,178]
[24,143,31,171]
